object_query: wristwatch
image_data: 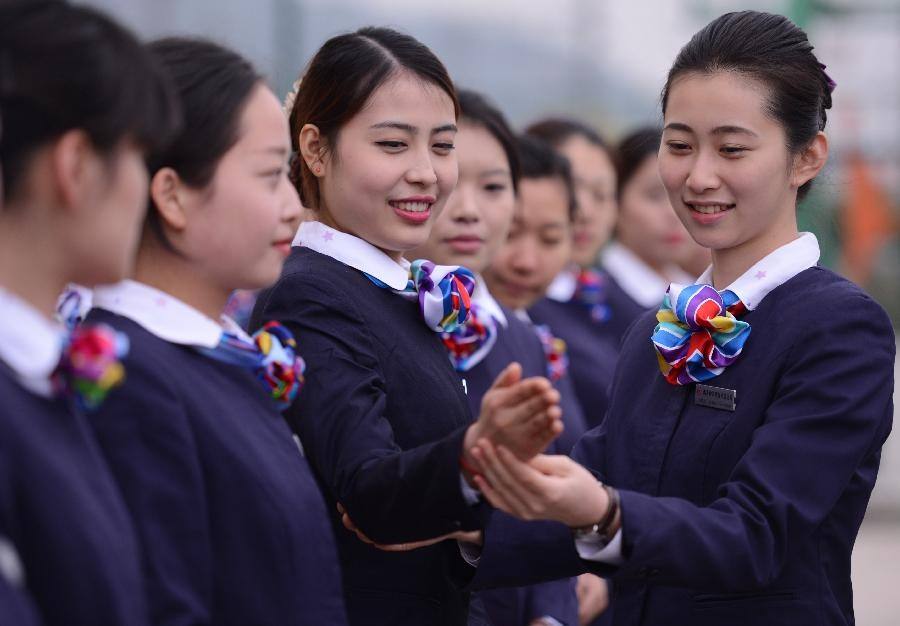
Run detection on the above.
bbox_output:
[572,483,620,546]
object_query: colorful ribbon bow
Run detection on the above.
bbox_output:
[533,324,568,382]
[573,268,611,324]
[440,303,498,372]
[366,260,476,333]
[52,323,129,411]
[651,283,751,386]
[200,321,305,407]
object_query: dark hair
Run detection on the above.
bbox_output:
[525,118,608,152]
[145,37,262,246]
[516,134,577,221]
[661,10,833,200]
[457,89,520,195]
[614,126,662,196]
[0,0,180,202]
[287,26,459,208]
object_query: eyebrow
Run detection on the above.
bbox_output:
[480,168,510,177]
[369,121,458,134]
[664,122,758,137]
[253,145,290,156]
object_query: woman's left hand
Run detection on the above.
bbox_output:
[471,439,609,528]
[337,502,483,552]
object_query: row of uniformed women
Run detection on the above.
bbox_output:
[1,4,895,626]
[0,3,561,625]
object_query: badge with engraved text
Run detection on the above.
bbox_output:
[695,384,736,411]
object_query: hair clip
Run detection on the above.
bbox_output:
[818,62,836,94]
[282,77,302,118]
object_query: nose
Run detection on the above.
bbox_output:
[281,175,303,226]
[508,237,539,276]
[685,151,721,195]
[404,152,439,188]
[447,184,480,224]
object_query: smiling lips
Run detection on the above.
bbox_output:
[390,197,435,224]
[684,200,735,224]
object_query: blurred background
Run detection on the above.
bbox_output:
[80,0,900,622]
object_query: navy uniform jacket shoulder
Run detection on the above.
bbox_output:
[0,365,147,626]
[0,565,41,626]
[529,297,619,430]
[85,310,347,626]
[474,267,895,626]
[461,306,579,626]
[598,269,650,349]
[252,246,481,626]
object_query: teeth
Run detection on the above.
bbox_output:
[393,201,430,213]
[691,204,730,214]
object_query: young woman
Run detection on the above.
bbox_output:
[482,134,591,453]
[407,89,579,626]
[252,28,561,626]
[84,38,348,625]
[0,2,179,624]
[601,127,693,313]
[469,11,895,626]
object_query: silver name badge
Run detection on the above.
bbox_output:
[695,384,736,411]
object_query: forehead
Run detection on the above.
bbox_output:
[236,84,290,151]
[456,122,507,167]
[350,70,456,128]
[664,71,778,133]
[518,177,569,223]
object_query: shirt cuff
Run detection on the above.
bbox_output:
[534,617,565,626]
[460,472,481,506]
[575,528,624,565]
[458,539,482,567]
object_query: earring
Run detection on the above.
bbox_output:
[312,163,322,175]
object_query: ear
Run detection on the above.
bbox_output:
[791,131,828,190]
[149,167,188,231]
[51,129,101,211]
[298,123,328,178]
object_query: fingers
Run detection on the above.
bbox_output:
[371,529,482,553]
[472,441,543,518]
[488,361,522,391]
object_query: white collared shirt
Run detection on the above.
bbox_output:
[294,221,410,290]
[694,232,820,311]
[92,280,249,347]
[546,265,578,303]
[472,275,508,328]
[602,242,692,309]
[0,287,65,397]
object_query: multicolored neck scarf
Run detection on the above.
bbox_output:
[365,259,476,333]
[52,323,129,411]
[533,324,568,382]
[198,321,305,407]
[440,303,498,372]
[651,283,751,386]
[573,268,611,324]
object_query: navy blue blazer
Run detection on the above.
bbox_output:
[0,572,41,626]
[529,297,619,430]
[473,267,896,626]
[463,306,580,626]
[596,270,650,350]
[0,365,147,626]
[85,310,347,626]
[252,246,484,626]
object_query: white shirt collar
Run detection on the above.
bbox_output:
[546,265,578,302]
[92,280,248,348]
[0,287,65,397]
[602,241,692,308]
[293,221,410,290]
[694,232,820,311]
[472,275,508,328]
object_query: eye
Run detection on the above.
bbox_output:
[261,168,285,187]
[666,140,691,153]
[484,183,507,193]
[433,142,455,154]
[376,140,406,151]
[721,145,748,156]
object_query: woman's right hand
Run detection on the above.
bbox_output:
[470,439,609,528]
[462,363,563,475]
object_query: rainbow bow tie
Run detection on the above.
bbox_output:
[440,303,498,372]
[651,283,751,386]
[573,268,611,324]
[366,260,476,333]
[52,323,129,411]
[533,324,568,382]
[200,321,305,407]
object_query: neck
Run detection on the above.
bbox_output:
[132,238,230,323]
[315,206,406,263]
[0,211,69,320]
[711,223,800,289]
